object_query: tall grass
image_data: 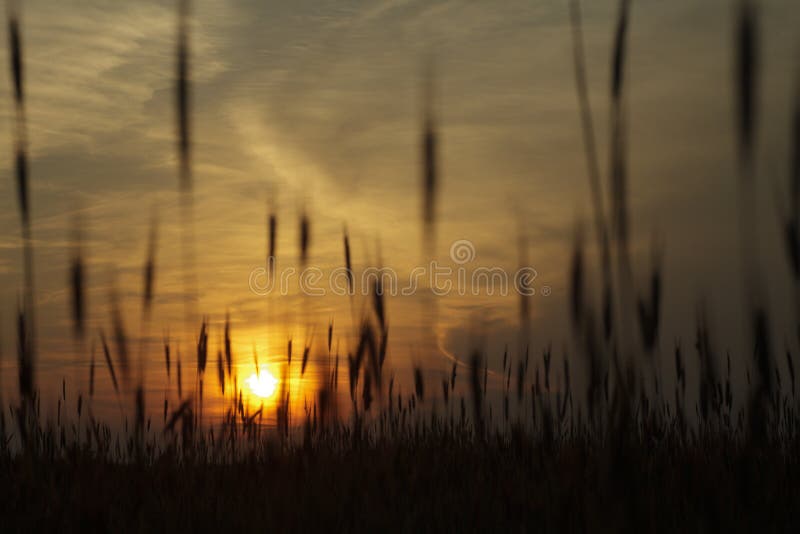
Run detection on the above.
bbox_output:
[7,1,36,436]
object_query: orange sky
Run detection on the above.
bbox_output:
[0,0,799,424]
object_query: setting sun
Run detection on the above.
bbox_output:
[246,370,278,399]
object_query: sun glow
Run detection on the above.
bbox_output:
[246,370,278,399]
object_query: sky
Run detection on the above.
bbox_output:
[0,0,798,422]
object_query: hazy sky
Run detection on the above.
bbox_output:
[0,0,798,417]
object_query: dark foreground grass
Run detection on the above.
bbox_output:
[2,422,800,533]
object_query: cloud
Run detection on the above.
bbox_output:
[0,0,799,401]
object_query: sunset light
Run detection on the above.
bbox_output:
[246,370,278,399]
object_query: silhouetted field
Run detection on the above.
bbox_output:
[4,425,800,532]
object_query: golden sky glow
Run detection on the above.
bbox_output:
[0,0,799,422]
